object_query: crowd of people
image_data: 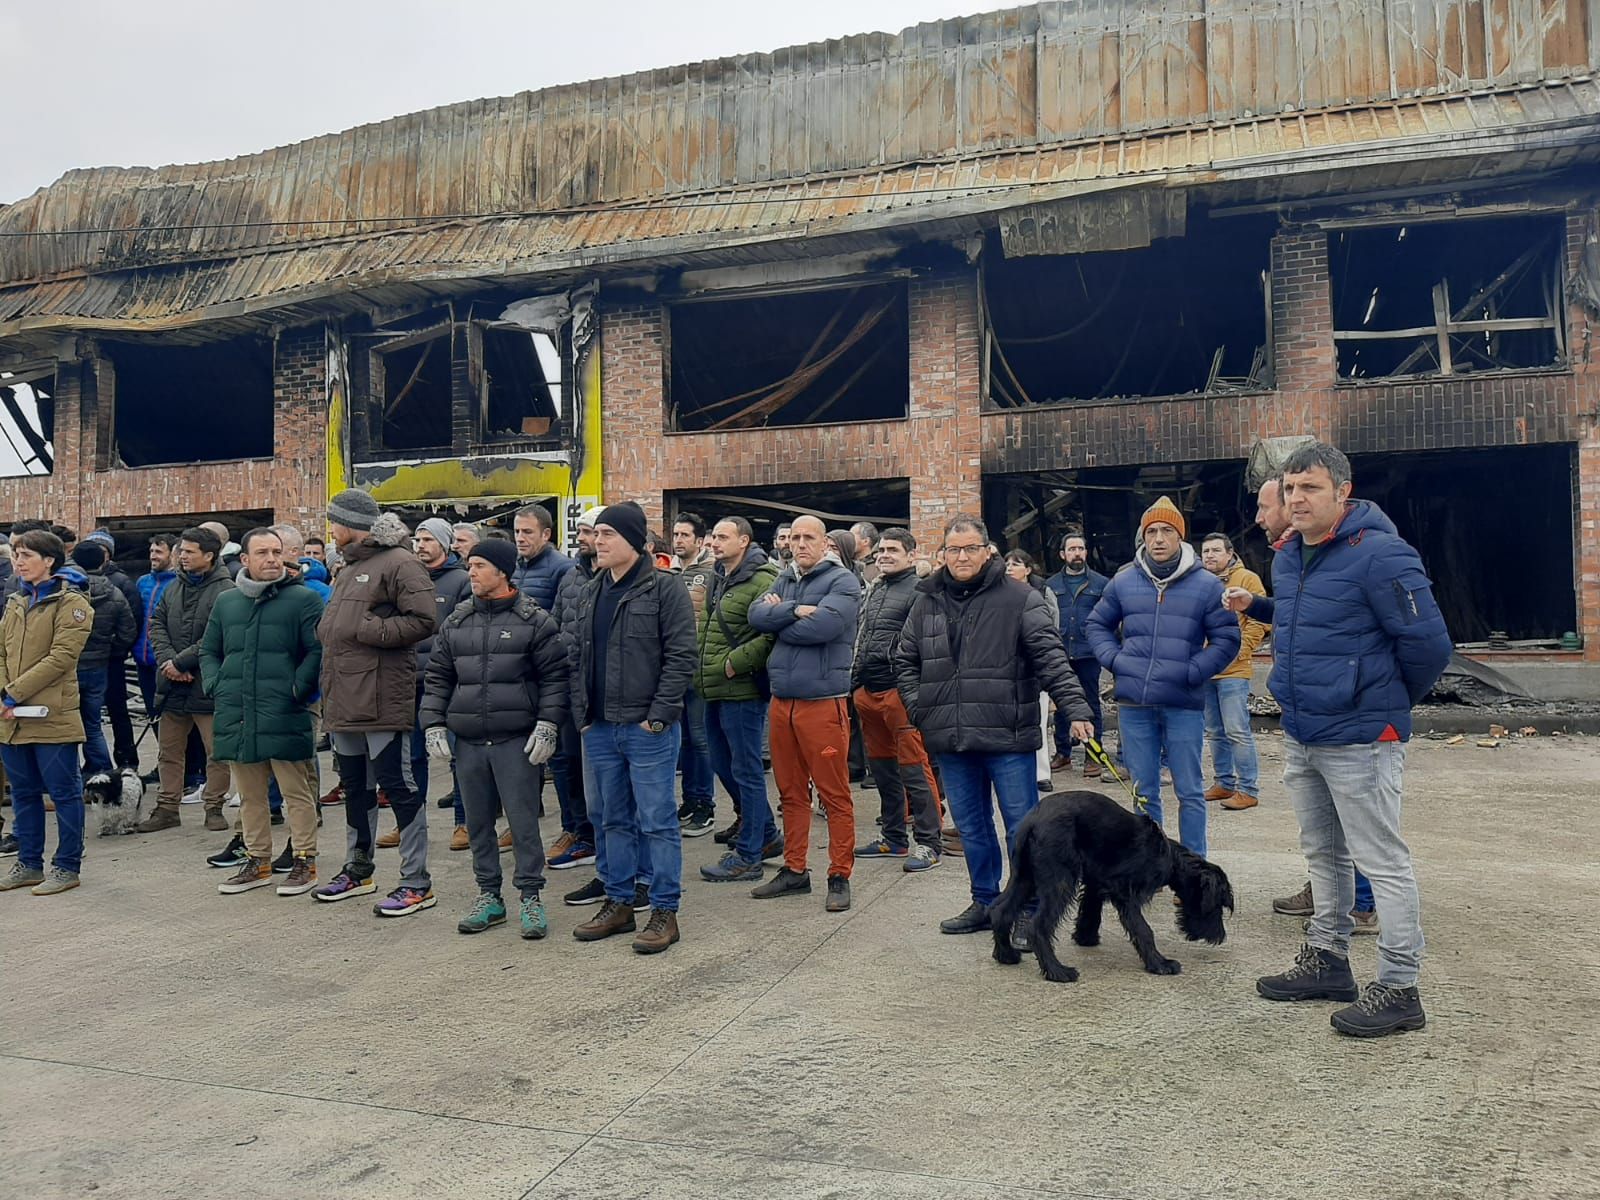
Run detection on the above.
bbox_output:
[0,439,1452,1037]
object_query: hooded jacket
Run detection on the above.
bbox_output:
[853,565,921,693]
[201,571,324,763]
[148,562,235,714]
[1267,500,1452,744]
[77,572,137,670]
[419,589,570,742]
[295,557,332,603]
[415,553,471,680]
[1086,543,1240,710]
[1044,566,1110,660]
[567,559,696,728]
[693,547,778,703]
[747,557,860,700]
[511,544,575,613]
[133,568,178,666]
[0,574,92,745]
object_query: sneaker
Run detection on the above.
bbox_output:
[825,875,851,912]
[218,858,274,894]
[854,839,908,859]
[139,767,161,785]
[225,793,242,809]
[313,869,376,903]
[547,830,577,860]
[519,893,549,940]
[31,868,80,896]
[563,877,606,906]
[1,862,45,891]
[549,840,596,870]
[181,785,205,805]
[939,901,992,935]
[700,852,763,882]
[676,798,694,824]
[376,790,390,809]
[760,837,785,863]
[0,833,17,857]
[1221,791,1259,811]
[631,882,651,912]
[682,810,715,838]
[1256,944,1360,1003]
[276,858,318,896]
[498,828,513,854]
[1272,880,1314,916]
[136,808,181,833]
[1010,913,1034,954]
[1330,982,1427,1038]
[449,825,470,851]
[572,899,636,941]
[457,892,507,934]
[272,842,295,873]
[269,810,285,826]
[860,775,877,791]
[436,794,454,809]
[903,843,941,873]
[377,826,400,849]
[318,785,344,807]
[1037,780,1054,794]
[207,835,250,869]
[751,867,811,899]
[713,818,741,845]
[374,886,436,917]
[633,907,679,954]
[203,809,229,832]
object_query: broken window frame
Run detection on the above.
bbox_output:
[101,336,276,470]
[369,320,456,455]
[0,362,57,477]
[468,319,568,448]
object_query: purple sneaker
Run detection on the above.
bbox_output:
[312,870,376,903]
[374,885,437,918]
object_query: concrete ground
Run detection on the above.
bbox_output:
[2,732,1597,1200]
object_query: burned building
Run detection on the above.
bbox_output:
[2,1,1599,675]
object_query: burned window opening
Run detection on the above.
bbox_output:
[1331,216,1565,381]
[667,479,910,549]
[476,323,564,443]
[375,326,454,452]
[105,337,273,468]
[668,282,910,432]
[0,366,56,476]
[981,216,1274,408]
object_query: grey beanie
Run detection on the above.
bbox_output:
[418,518,455,552]
[329,488,381,531]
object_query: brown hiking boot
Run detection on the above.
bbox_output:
[633,908,680,954]
[449,825,470,851]
[1049,754,1068,771]
[1272,880,1314,916]
[377,826,400,849]
[203,808,229,832]
[1082,761,1101,780]
[572,899,636,941]
[136,807,181,833]
[1221,791,1259,811]
[1204,785,1235,802]
[276,857,318,896]
[218,858,274,895]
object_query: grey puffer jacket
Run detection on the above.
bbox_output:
[853,566,920,693]
[419,590,569,743]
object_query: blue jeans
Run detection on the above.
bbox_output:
[552,746,591,843]
[1119,704,1208,857]
[678,687,713,811]
[935,751,1038,906]
[1054,658,1103,758]
[1203,678,1259,796]
[77,667,112,776]
[706,699,777,864]
[2,742,85,874]
[583,720,682,912]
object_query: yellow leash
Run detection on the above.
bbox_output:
[1084,737,1151,817]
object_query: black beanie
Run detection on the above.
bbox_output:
[71,542,108,572]
[596,502,648,554]
[469,537,518,582]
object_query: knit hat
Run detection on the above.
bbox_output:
[71,542,107,572]
[86,529,117,550]
[577,505,606,530]
[1140,495,1186,541]
[468,537,518,581]
[417,518,455,552]
[328,488,381,532]
[595,502,648,553]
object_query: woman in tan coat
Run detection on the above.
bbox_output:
[0,529,91,895]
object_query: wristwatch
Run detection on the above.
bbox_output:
[647,719,666,734]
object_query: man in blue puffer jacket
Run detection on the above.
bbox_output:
[511,504,574,612]
[1086,497,1239,857]
[1252,442,1450,1039]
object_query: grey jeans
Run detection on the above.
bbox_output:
[1282,735,1424,986]
[456,737,547,898]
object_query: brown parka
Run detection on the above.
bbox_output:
[0,578,92,745]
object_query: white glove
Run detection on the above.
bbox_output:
[425,726,452,761]
[524,720,559,766]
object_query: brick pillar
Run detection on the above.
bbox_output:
[599,301,666,528]
[1272,227,1336,392]
[0,349,92,528]
[1566,212,1600,661]
[907,269,983,551]
[269,324,330,526]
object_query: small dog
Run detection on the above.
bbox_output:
[83,767,146,836]
[991,791,1234,983]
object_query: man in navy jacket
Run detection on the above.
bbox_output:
[1253,442,1450,1038]
[1087,497,1239,858]
[1044,529,1108,777]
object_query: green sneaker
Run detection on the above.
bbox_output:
[1,862,45,891]
[519,893,549,940]
[457,892,506,934]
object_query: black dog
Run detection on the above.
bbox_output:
[990,791,1234,982]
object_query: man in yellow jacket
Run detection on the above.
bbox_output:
[1199,533,1268,811]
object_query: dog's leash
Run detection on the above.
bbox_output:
[1084,737,1152,817]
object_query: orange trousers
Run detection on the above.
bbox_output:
[853,685,944,812]
[768,696,855,880]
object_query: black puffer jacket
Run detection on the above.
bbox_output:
[419,590,569,743]
[853,566,920,693]
[78,572,137,669]
[568,561,696,729]
[894,557,1091,755]
[551,551,595,667]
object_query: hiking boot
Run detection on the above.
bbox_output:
[377,826,400,849]
[751,867,811,899]
[498,828,513,853]
[713,818,741,845]
[631,883,651,912]
[449,825,469,851]
[458,892,507,934]
[374,886,436,917]
[825,876,851,912]
[854,839,908,859]
[549,839,596,870]
[202,808,228,832]
[271,842,295,873]
[681,809,715,838]
[313,868,376,903]
[1,862,45,891]
[1272,881,1314,916]
[276,858,318,896]
[1204,785,1235,803]
[218,858,274,895]
[1221,791,1258,811]
[519,893,548,940]
[903,843,941,873]
[207,834,249,870]
[942,826,964,857]
[1049,754,1069,771]
[1331,982,1427,1038]
[573,899,636,941]
[1082,761,1101,780]
[1350,908,1380,936]
[563,877,606,906]
[701,852,763,882]
[633,908,680,954]
[760,837,785,862]
[136,808,181,833]
[940,901,992,934]
[1010,913,1034,954]
[1256,944,1360,1002]
[31,868,80,896]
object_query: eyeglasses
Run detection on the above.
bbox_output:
[944,544,985,558]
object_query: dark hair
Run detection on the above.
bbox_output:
[776,523,792,534]
[944,514,988,542]
[50,525,77,544]
[715,515,753,541]
[1061,527,1087,549]
[649,531,672,557]
[149,533,177,552]
[482,528,513,543]
[239,527,283,555]
[674,512,707,538]
[305,536,325,549]
[9,520,49,537]
[179,526,223,559]
[14,529,66,573]
[879,526,915,552]
[515,504,555,533]
[1202,532,1234,551]
[1282,441,1352,490]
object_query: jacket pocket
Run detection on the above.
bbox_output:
[329,661,379,724]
